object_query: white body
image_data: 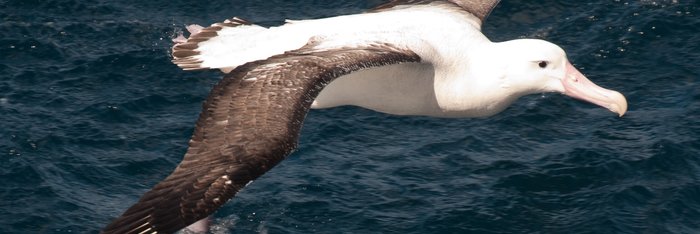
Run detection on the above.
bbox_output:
[189,5,529,117]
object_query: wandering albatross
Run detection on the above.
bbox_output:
[102,0,628,233]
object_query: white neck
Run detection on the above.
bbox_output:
[430,41,528,117]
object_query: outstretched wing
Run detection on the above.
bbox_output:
[102,42,421,234]
[371,0,501,24]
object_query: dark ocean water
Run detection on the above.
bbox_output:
[1,0,699,233]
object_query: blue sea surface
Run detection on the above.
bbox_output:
[1,0,699,233]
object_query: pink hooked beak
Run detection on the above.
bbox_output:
[562,62,627,117]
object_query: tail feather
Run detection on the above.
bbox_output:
[171,17,310,73]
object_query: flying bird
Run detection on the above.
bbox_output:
[102,0,627,233]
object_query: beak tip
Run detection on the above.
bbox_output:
[609,91,628,117]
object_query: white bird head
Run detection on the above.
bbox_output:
[492,39,627,116]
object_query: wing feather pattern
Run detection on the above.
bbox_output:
[371,0,501,24]
[102,42,420,234]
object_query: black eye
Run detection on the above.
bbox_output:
[538,61,548,68]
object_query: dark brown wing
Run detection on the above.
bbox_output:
[101,42,421,234]
[372,0,501,24]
